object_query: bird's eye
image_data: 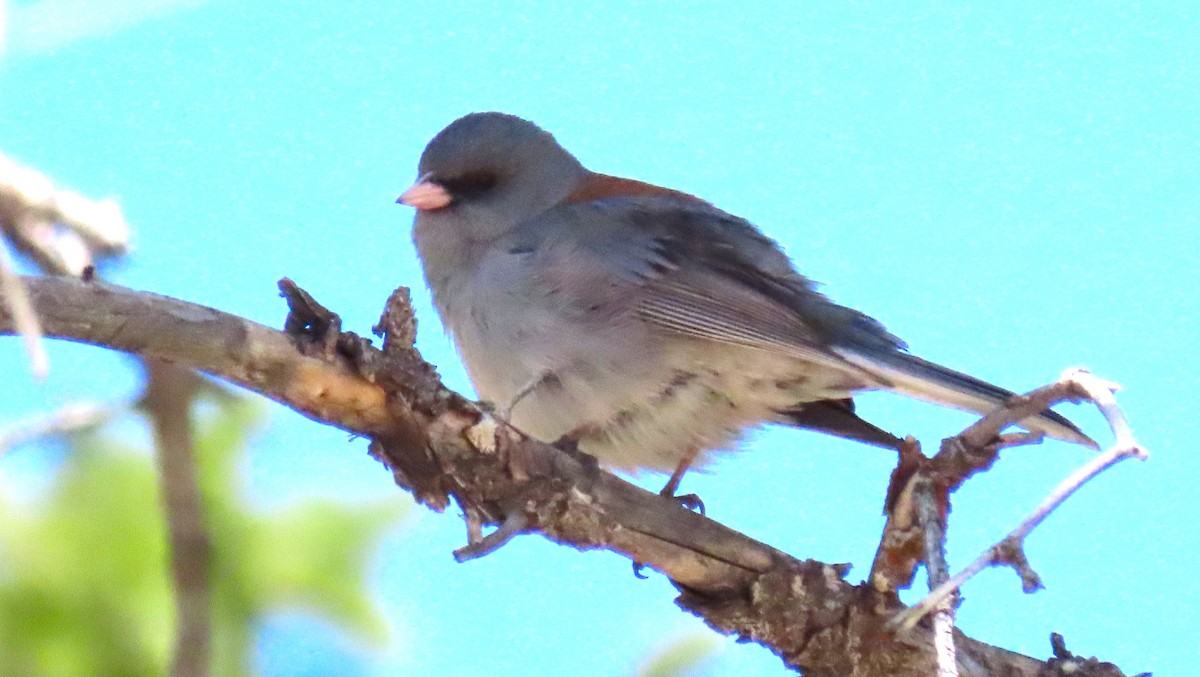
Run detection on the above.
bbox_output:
[439,171,499,200]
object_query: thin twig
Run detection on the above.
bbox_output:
[958,377,1095,451]
[0,400,127,456]
[893,371,1147,632]
[0,238,49,378]
[931,604,957,677]
[914,477,958,677]
[454,509,529,562]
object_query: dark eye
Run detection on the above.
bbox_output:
[438,171,499,200]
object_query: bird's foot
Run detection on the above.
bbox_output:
[633,452,706,578]
[668,492,705,515]
[631,488,707,579]
[657,449,704,515]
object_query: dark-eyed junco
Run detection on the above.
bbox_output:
[398,112,1093,494]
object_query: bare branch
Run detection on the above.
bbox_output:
[1048,633,1141,677]
[870,437,927,591]
[957,377,1095,451]
[454,509,529,562]
[914,476,958,677]
[893,371,1147,632]
[0,275,1143,676]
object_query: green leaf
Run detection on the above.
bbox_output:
[0,394,408,677]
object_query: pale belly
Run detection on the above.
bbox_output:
[456,321,865,473]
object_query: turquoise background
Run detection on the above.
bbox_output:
[2,2,1196,674]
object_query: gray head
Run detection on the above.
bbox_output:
[401,113,587,246]
[399,113,588,313]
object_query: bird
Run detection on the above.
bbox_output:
[397,112,1094,498]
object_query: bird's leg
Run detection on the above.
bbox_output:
[551,431,601,475]
[659,448,705,515]
[633,448,706,578]
[493,370,558,422]
[468,371,556,457]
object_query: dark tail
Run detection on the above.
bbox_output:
[779,398,903,450]
[833,349,1097,448]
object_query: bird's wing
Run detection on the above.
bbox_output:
[499,194,1094,448]
[500,195,898,383]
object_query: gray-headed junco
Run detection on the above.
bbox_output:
[399,112,1093,494]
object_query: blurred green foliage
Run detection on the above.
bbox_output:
[0,396,407,677]
[637,631,722,677]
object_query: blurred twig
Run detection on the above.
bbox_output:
[0,156,215,676]
[0,151,131,377]
[0,238,48,378]
[0,400,128,457]
[0,151,130,276]
[142,360,212,677]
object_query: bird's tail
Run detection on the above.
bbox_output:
[835,349,1097,449]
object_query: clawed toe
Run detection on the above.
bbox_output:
[672,492,705,515]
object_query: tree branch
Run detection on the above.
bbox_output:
[915,473,958,677]
[0,275,1142,676]
[894,372,1147,633]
